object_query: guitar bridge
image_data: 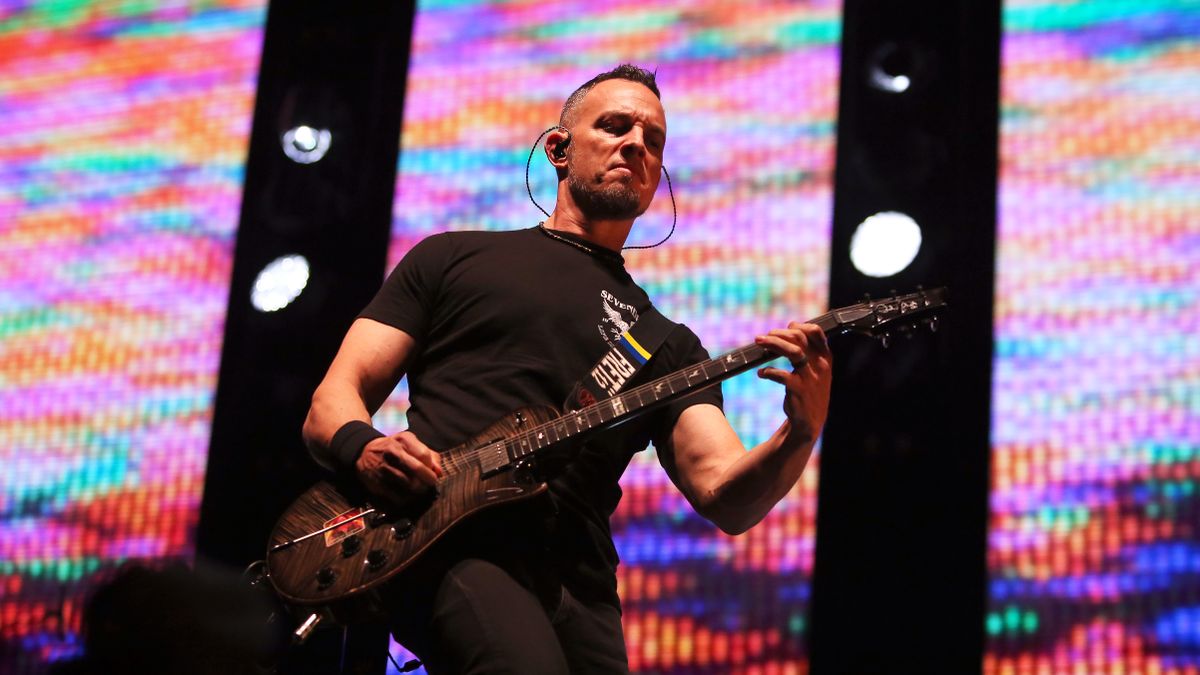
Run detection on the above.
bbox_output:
[476,440,510,477]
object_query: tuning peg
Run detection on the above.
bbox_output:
[929,316,939,333]
[881,333,891,349]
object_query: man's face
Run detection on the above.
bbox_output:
[564,79,666,221]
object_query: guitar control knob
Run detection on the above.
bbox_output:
[392,518,414,540]
[316,566,337,589]
[366,549,388,570]
[340,535,362,557]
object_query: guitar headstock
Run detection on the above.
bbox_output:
[820,287,948,347]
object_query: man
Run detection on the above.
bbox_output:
[302,65,832,674]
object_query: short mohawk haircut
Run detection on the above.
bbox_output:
[559,64,661,128]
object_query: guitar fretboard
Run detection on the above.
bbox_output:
[510,342,770,457]
[438,307,847,477]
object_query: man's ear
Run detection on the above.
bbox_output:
[545,126,570,174]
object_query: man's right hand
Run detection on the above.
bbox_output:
[354,430,443,502]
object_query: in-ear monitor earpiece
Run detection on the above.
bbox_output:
[553,130,570,159]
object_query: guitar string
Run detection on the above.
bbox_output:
[311,298,937,540]
[277,298,937,581]
[436,293,943,475]
[440,313,848,475]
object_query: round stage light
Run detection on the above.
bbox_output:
[849,211,922,278]
[282,125,332,164]
[866,42,920,94]
[870,71,910,93]
[251,254,310,312]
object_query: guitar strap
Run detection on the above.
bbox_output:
[564,306,676,411]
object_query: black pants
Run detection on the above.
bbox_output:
[390,558,629,674]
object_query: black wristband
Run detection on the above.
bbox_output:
[329,420,386,471]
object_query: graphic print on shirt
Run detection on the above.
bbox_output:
[598,289,639,347]
[590,290,642,397]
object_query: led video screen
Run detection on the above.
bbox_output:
[0,1,267,671]
[988,1,1200,672]
[12,1,1192,673]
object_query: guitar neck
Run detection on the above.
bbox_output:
[470,307,847,475]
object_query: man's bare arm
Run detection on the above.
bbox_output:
[303,318,414,451]
[303,318,441,495]
[657,322,832,535]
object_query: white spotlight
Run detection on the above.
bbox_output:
[866,42,921,94]
[282,125,332,164]
[251,254,310,312]
[869,70,910,93]
[849,211,923,278]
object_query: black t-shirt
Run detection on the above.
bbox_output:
[359,226,723,606]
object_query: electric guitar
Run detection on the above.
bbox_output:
[265,288,947,623]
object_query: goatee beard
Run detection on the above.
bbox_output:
[567,170,643,220]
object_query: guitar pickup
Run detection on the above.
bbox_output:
[476,440,510,477]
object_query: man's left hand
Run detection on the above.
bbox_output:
[755,322,833,446]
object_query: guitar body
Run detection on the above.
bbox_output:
[266,405,560,621]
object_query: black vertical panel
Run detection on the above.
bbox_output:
[810,1,1000,673]
[196,1,413,572]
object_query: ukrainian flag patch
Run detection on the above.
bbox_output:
[619,331,651,365]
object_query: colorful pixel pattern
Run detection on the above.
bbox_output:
[0,0,266,671]
[988,1,1200,672]
[12,1,1192,673]
[376,1,841,672]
